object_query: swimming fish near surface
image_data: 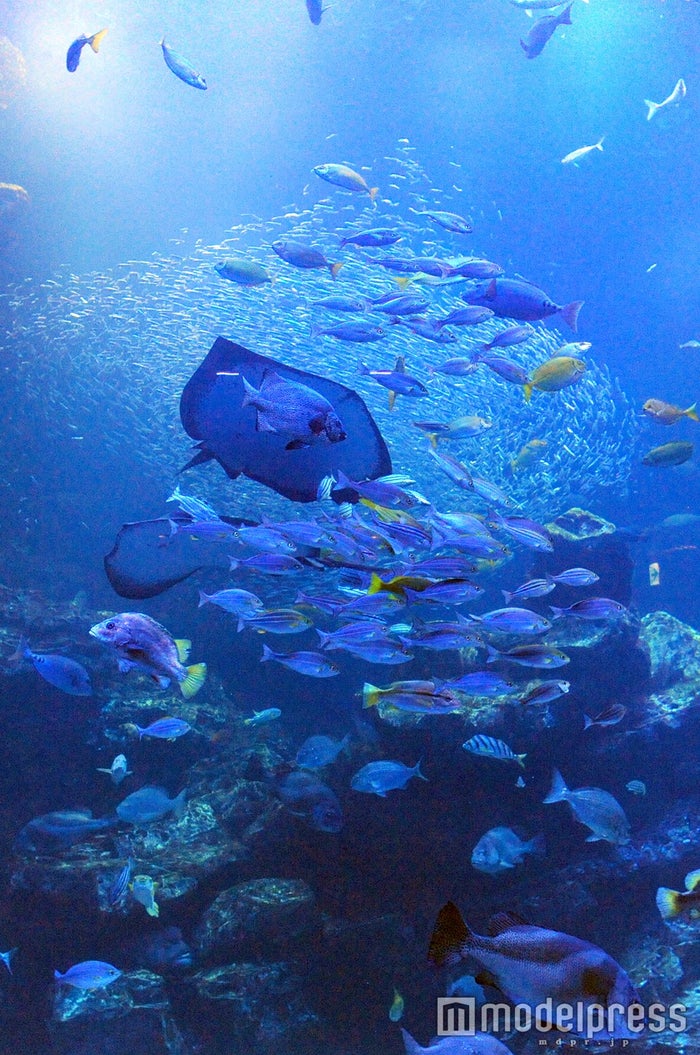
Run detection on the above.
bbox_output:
[644,77,686,121]
[66,29,108,73]
[520,4,573,59]
[160,39,207,90]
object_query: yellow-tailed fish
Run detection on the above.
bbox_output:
[389,987,404,1022]
[524,357,586,402]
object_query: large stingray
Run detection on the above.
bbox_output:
[179,337,392,502]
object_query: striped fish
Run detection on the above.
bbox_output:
[462,734,526,767]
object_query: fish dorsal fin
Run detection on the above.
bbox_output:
[685,869,700,891]
[393,355,406,374]
[487,911,529,936]
[175,639,191,662]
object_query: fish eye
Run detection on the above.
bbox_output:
[105,621,115,630]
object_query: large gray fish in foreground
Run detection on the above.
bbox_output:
[428,902,643,1040]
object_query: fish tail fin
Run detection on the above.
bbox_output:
[362,683,380,709]
[394,276,411,290]
[197,591,210,608]
[181,662,206,698]
[523,383,533,403]
[369,187,379,203]
[310,323,322,338]
[428,901,472,967]
[367,573,384,596]
[89,28,108,53]
[516,753,527,769]
[559,300,584,332]
[260,643,274,662]
[685,869,700,891]
[172,788,187,819]
[561,2,573,23]
[8,636,30,664]
[596,136,604,151]
[175,639,192,663]
[414,759,428,782]
[543,767,569,803]
[644,99,658,121]
[528,833,546,856]
[53,970,64,982]
[502,590,514,605]
[583,713,593,730]
[549,605,565,619]
[316,629,332,649]
[329,262,343,280]
[485,643,500,665]
[228,556,240,573]
[147,901,160,918]
[685,403,699,422]
[656,887,681,920]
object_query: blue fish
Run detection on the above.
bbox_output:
[261,644,339,677]
[549,597,627,621]
[351,760,427,797]
[66,28,108,73]
[295,733,350,769]
[306,0,324,25]
[13,637,92,696]
[129,717,192,740]
[277,770,343,831]
[54,960,121,989]
[160,39,207,90]
[116,786,187,825]
[547,567,600,588]
[15,811,114,853]
[243,707,282,726]
[339,228,401,249]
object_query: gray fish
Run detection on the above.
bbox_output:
[116,786,187,825]
[351,759,426,796]
[242,369,346,448]
[277,770,343,831]
[16,810,115,853]
[471,827,545,874]
[520,4,573,59]
[543,769,630,844]
[160,39,207,89]
[295,733,350,769]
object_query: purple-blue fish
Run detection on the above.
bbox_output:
[371,293,429,316]
[502,578,556,605]
[475,353,530,386]
[339,228,401,249]
[490,512,554,552]
[550,597,627,621]
[358,362,428,398]
[271,240,341,277]
[519,679,570,706]
[261,644,339,677]
[130,717,192,740]
[469,608,552,635]
[547,567,600,587]
[392,316,458,344]
[446,671,516,696]
[486,643,570,668]
[437,305,495,329]
[311,321,386,342]
[521,3,573,59]
[428,902,642,1040]
[463,277,583,332]
[482,324,535,351]
[242,369,346,448]
[90,614,207,699]
[229,553,303,574]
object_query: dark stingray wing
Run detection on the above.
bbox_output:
[104,517,239,599]
[179,337,392,502]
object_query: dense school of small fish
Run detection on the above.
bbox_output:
[0,141,640,526]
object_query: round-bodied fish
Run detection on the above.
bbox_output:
[89,613,207,698]
[241,369,346,449]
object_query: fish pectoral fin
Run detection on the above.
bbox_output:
[285,439,309,450]
[175,639,192,663]
[117,658,136,673]
[581,966,614,1002]
[255,416,278,432]
[308,414,326,435]
[474,970,501,992]
[585,834,604,842]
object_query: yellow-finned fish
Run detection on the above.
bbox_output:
[313,163,378,202]
[561,137,604,165]
[642,398,699,426]
[389,987,404,1022]
[509,438,548,475]
[66,29,108,73]
[524,357,586,402]
[367,572,434,597]
[656,870,700,921]
[130,874,159,918]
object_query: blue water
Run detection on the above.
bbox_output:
[1,1,700,1053]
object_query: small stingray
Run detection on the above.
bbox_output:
[179,337,391,502]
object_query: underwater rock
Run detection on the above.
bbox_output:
[638,612,700,727]
[194,878,317,961]
[52,968,168,1023]
[188,961,318,1053]
[546,507,617,543]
